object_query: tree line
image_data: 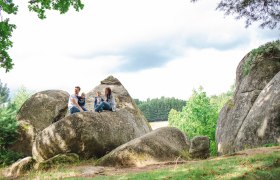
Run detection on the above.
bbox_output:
[134,97,186,122]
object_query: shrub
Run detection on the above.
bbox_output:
[169,87,219,155]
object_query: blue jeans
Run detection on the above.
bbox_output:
[81,106,88,111]
[95,102,112,112]
[69,106,80,114]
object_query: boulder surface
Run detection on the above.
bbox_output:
[3,157,35,178]
[17,90,69,132]
[189,136,210,159]
[96,127,190,167]
[234,72,280,151]
[216,43,280,154]
[33,110,151,162]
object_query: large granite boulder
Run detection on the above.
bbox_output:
[234,72,280,151]
[96,127,190,167]
[12,90,69,156]
[217,42,280,154]
[17,90,69,132]
[32,110,151,162]
[86,76,147,114]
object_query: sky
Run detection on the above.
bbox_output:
[0,0,279,100]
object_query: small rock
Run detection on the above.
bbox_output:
[3,157,35,178]
[189,136,210,159]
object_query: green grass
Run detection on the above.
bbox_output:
[1,151,280,180]
[91,152,280,180]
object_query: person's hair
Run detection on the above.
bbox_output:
[75,86,81,91]
[96,91,101,95]
[105,87,112,99]
[81,92,85,96]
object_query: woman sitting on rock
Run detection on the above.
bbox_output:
[95,87,116,112]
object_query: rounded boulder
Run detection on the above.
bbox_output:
[96,127,191,167]
[17,90,69,132]
[32,110,151,162]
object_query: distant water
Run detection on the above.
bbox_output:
[149,121,169,130]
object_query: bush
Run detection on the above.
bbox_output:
[0,103,22,167]
[169,87,224,156]
[0,149,23,167]
[0,85,31,167]
[243,40,280,76]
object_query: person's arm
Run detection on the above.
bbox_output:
[111,95,116,111]
[71,96,84,112]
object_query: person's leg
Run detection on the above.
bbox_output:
[102,102,112,111]
[70,106,80,114]
[95,102,104,112]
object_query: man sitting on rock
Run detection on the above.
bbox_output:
[68,86,84,114]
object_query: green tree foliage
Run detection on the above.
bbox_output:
[0,83,32,167]
[168,87,233,156]
[0,0,84,72]
[192,0,280,30]
[210,84,235,111]
[11,86,32,109]
[135,97,186,122]
[0,79,9,104]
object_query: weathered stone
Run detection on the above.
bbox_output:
[3,157,35,178]
[32,110,151,162]
[86,76,150,121]
[96,127,190,167]
[7,121,35,156]
[217,42,280,155]
[17,90,69,132]
[35,153,79,170]
[189,136,210,159]
[234,71,280,151]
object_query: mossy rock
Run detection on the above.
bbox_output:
[36,153,79,170]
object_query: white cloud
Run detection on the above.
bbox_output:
[0,0,278,100]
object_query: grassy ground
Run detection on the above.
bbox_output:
[1,146,279,180]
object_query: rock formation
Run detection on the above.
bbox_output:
[17,90,69,132]
[32,110,152,162]
[96,127,190,167]
[216,42,280,154]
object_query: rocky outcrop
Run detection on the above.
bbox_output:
[3,157,35,178]
[32,110,151,162]
[189,136,210,159]
[7,121,36,156]
[234,72,280,151]
[96,127,190,167]
[217,42,280,155]
[17,90,69,132]
[86,76,149,120]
